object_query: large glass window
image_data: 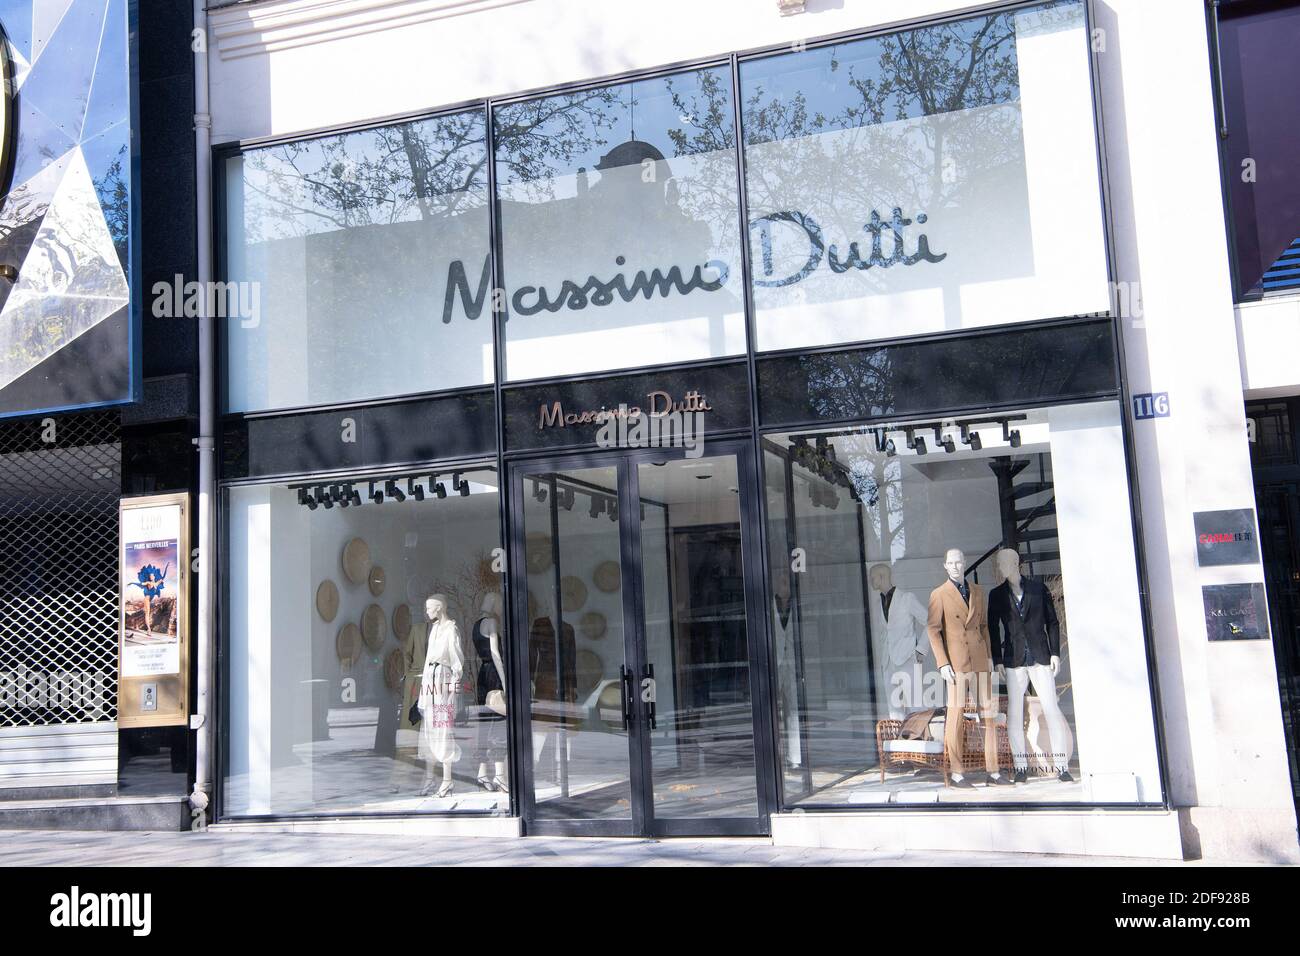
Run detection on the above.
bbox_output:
[764,401,1161,806]
[1217,0,1300,298]
[223,466,508,816]
[740,0,1110,351]
[223,110,493,412]
[494,67,747,381]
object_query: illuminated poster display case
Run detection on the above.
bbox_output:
[119,494,190,729]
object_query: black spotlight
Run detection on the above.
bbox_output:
[886,437,897,458]
[1009,430,1022,448]
[434,481,447,499]
[906,428,927,456]
[322,485,335,509]
[961,425,982,452]
[532,480,547,503]
[408,477,425,502]
[1002,421,1022,448]
[298,488,318,511]
[589,495,605,519]
[385,479,405,503]
[369,481,383,504]
[350,487,363,507]
[936,427,956,454]
[453,472,470,497]
[559,486,575,511]
[608,499,618,521]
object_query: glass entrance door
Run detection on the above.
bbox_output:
[510,444,770,836]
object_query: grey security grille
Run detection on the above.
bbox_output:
[0,412,121,727]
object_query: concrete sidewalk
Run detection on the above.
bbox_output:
[0,828,1213,866]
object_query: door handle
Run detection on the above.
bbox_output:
[642,663,657,731]
[620,665,633,731]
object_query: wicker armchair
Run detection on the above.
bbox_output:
[876,713,1013,787]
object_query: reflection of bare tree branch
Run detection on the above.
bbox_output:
[743,10,1025,244]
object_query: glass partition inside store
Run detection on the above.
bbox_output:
[763,401,1161,806]
[223,466,507,817]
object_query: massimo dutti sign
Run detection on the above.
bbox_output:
[439,207,945,325]
[503,363,750,453]
[538,389,713,429]
[0,4,138,419]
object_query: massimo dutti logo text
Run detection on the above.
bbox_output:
[440,207,945,323]
[50,886,151,936]
[538,389,711,429]
[540,390,712,458]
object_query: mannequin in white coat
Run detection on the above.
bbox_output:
[868,563,931,718]
[419,594,464,798]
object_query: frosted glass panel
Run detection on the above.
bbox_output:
[741,0,1110,351]
[224,110,493,412]
[495,67,747,381]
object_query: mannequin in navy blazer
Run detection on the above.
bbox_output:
[987,549,1073,781]
[987,575,1059,668]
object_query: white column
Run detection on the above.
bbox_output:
[1096,0,1297,862]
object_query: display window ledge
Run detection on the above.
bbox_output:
[770,808,1184,860]
[209,814,522,838]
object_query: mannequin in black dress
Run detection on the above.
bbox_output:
[473,591,509,793]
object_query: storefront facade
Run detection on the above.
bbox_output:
[203,0,1298,859]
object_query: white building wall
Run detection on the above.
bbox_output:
[1094,0,1296,862]
[204,0,1300,861]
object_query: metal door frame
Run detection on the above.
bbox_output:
[507,439,775,837]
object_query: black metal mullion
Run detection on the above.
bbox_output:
[505,460,538,829]
[621,455,655,836]
[730,51,782,827]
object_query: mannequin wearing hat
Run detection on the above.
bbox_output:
[419,594,464,798]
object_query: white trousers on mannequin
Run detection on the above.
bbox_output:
[1006,664,1071,771]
